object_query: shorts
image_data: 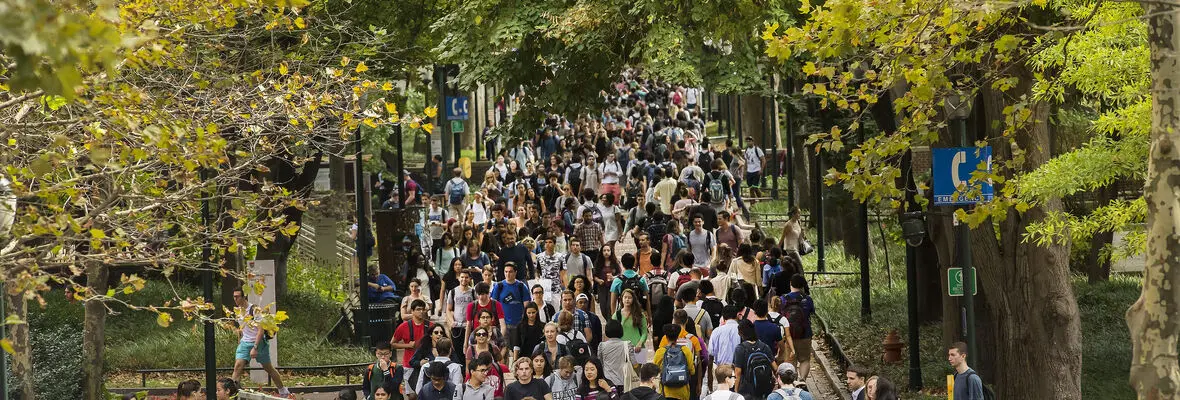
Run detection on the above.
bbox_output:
[506,323,520,353]
[236,340,271,363]
[792,337,812,362]
[745,171,762,188]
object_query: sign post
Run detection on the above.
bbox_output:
[946,267,978,296]
[446,96,469,121]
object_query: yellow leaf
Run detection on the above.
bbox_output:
[382,82,394,91]
[340,57,350,67]
[156,312,173,328]
[409,121,421,130]
[355,62,369,73]
[279,63,289,75]
[362,118,377,128]
[384,102,398,114]
[6,139,14,146]
[475,15,483,25]
[0,339,13,354]
[89,229,106,239]
[423,106,438,119]
[422,123,434,133]
[293,17,306,29]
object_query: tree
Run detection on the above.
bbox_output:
[764,1,1088,397]
[0,0,430,397]
[432,0,797,137]
[1128,3,1180,397]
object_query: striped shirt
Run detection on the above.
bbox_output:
[707,319,742,365]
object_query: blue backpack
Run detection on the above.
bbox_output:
[448,180,466,205]
[660,344,690,387]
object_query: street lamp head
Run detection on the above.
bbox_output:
[901,211,926,247]
[943,75,973,120]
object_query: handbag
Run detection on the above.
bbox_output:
[798,238,814,255]
[622,342,641,392]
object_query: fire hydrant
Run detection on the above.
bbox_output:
[882,329,905,364]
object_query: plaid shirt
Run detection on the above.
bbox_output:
[574,221,604,250]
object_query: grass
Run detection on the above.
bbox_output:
[26,257,371,388]
[749,198,1142,398]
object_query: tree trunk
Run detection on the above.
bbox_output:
[81,262,110,400]
[5,291,33,400]
[1128,5,1180,397]
[261,150,323,299]
[1085,184,1115,283]
[970,63,1081,399]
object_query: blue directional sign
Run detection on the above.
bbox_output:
[445,96,469,121]
[932,146,993,206]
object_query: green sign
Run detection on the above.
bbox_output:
[948,267,977,296]
[451,120,464,133]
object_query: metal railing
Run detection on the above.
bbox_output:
[294,223,357,294]
[135,362,370,387]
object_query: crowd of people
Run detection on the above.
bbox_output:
[201,73,985,400]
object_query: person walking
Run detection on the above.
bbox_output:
[781,275,814,381]
[767,364,813,400]
[230,288,290,397]
[445,168,470,219]
[733,320,776,400]
[949,342,985,400]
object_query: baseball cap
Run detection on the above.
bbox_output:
[576,293,590,302]
[777,362,797,376]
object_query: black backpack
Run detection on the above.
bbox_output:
[561,332,591,364]
[568,164,584,191]
[741,341,776,396]
[620,274,648,308]
[700,297,724,329]
[780,294,811,339]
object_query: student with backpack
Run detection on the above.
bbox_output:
[445,168,470,219]
[767,364,813,400]
[364,342,397,400]
[733,320,776,400]
[780,275,814,381]
[611,253,651,314]
[412,338,465,394]
[701,160,731,209]
[653,324,695,400]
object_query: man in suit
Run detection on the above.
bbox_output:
[845,365,871,400]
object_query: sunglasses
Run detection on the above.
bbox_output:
[475,332,489,337]
[432,331,445,336]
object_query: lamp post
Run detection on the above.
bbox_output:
[200,168,216,400]
[901,210,925,391]
[944,85,977,361]
[354,126,371,349]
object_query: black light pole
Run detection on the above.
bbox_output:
[354,127,371,348]
[945,84,977,360]
[200,168,216,400]
[902,207,925,391]
[785,78,795,210]
[771,78,780,199]
[812,148,825,272]
[858,120,871,323]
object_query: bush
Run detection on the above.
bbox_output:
[3,324,85,399]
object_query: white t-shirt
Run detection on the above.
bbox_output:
[598,204,622,242]
[745,147,765,173]
[599,161,623,184]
